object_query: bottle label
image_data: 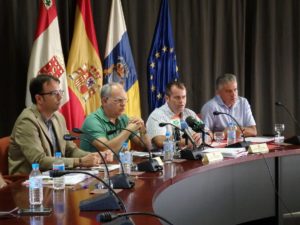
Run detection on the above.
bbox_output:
[228,130,236,139]
[53,164,65,171]
[163,141,174,152]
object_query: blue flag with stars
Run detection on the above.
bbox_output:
[147,0,179,112]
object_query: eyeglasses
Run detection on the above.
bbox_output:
[111,97,128,104]
[39,90,64,97]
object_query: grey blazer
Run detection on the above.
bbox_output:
[8,105,88,175]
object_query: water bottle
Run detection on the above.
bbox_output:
[119,142,132,174]
[29,163,43,206]
[52,152,65,190]
[163,131,175,163]
[227,122,237,146]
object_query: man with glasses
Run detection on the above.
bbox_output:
[8,74,112,175]
[80,82,152,153]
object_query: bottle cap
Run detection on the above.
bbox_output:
[55,152,62,158]
[165,131,171,137]
[32,163,39,170]
[122,142,128,148]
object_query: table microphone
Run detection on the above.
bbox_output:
[97,211,174,225]
[63,134,113,188]
[275,101,300,144]
[159,122,196,147]
[159,121,203,160]
[213,111,251,148]
[72,128,135,189]
[107,128,162,172]
[49,170,125,212]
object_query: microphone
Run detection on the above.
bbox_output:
[275,101,300,144]
[180,121,196,148]
[185,116,208,134]
[63,134,79,141]
[72,128,135,189]
[212,111,251,148]
[63,134,113,189]
[49,170,125,211]
[106,128,162,172]
[97,211,174,225]
[159,121,203,160]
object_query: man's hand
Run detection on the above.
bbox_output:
[101,150,114,162]
[192,133,202,146]
[80,153,101,167]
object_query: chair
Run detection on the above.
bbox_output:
[0,136,10,175]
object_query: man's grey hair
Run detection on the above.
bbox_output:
[216,73,237,90]
[100,82,122,98]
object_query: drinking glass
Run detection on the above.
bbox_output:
[274,123,285,144]
[214,132,225,144]
[274,124,285,137]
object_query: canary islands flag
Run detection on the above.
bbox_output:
[104,0,141,118]
[147,0,179,112]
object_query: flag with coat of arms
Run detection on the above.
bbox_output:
[60,0,103,130]
[26,0,69,109]
[103,0,141,118]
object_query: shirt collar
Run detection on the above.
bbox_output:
[98,107,120,124]
[215,95,240,109]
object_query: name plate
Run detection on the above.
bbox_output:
[248,143,269,154]
[153,156,164,166]
[202,152,224,163]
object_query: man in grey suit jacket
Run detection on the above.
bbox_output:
[8,74,112,175]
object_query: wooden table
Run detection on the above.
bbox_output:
[1,143,300,225]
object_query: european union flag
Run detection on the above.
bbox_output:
[147,0,179,112]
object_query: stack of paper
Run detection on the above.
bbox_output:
[202,147,248,158]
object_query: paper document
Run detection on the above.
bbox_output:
[245,136,274,143]
[92,164,120,171]
[202,147,248,158]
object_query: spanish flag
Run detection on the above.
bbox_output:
[103,0,141,118]
[61,0,103,130]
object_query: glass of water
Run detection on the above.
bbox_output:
[214,131,225,144]
[274,123,285,144]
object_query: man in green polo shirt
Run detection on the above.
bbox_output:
[80,82,151,153]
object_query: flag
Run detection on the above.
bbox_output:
[26,0,68,109]
[147,0,179,112]
[60,0,103,130]
[103,0,141,118]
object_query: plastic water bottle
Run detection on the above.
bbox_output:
[52,152,65,190]
[227,122,237,146]
[29,163,43,206]
[119,142,132,174]
[163,131,175,163]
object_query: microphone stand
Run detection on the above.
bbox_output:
[107,128,163,172]
[63,134,114,190]
[97,211,174,225]
[49,170,125,212]
[213,111,251,148]
[72,128,134,189]
[275,101,300,145]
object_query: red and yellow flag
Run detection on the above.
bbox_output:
[61,0,103,130]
